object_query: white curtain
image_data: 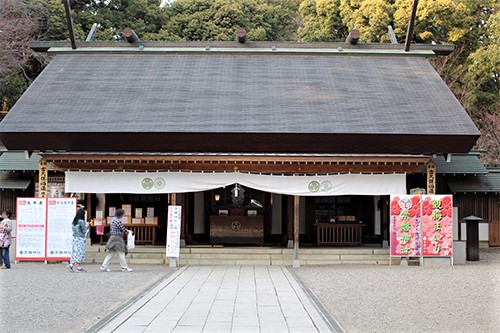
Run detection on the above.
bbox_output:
[65,171,406,196]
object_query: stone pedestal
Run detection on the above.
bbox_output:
[453,241,466,265]
[423,257,452,267]
[169,257,177,267]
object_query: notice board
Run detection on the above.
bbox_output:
[16,197,77,261]
[166,205,182,258]
[46,198,78,260]
[16,198,47,261]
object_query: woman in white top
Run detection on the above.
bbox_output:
[0,209,13,269]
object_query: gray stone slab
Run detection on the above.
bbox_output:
[172,326,203,333]
[177,316,208,326]
[94,265,335,333]
[114,325,148,333]
[232,316,259,326]
[203,321,233,332]
[230,326,260,333]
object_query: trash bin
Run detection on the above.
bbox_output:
[461,215,483,261]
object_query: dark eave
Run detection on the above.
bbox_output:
[1,132,478,155]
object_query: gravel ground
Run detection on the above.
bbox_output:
[0,262,172,333]
[296,248,500,333]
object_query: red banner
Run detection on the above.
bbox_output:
[422,195,453,257]
[391,194,453,258]
[390,195,421,257]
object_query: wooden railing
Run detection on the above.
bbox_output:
[315,223,365,246]
[91,225,158,245]
[125,225,158,245]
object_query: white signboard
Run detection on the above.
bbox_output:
[16,198,47,260]
[46,198,77,259]
[166,205,182,258]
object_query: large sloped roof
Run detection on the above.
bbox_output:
[0,48,479,154]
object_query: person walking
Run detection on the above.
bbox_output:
[67,208,89,272]
[100,208,133,272]
[0,209,13,269]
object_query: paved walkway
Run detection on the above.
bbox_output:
[94,266,342,333]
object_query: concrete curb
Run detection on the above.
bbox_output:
[85,266,187,333]
[286,266,346,333]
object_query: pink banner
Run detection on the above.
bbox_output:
[422,195,453,257]
[390,195,421,257]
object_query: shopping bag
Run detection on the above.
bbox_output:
[127,231,135,250]
[96,225,104,236]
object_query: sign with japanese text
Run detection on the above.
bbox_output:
[390,194,453,258]
[422,195,453,257]
[16,197,77,261]
[46,198,77,259]
[426,161,436,195]
[390,195,421,257]
[166,205,182,258]
[16,198,47,260]
[38,160,49,198]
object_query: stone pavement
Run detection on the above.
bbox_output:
[93,266,343,333]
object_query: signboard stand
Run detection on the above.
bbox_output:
[390,194,453,266]
[166,205,182,267]
[16,197,77,262]
[16,198,48,261]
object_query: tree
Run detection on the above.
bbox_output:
[339,0,393,42]
[298,0,347,42]
[0,0,67,114]
[463,9,500,166]
[155,0,299,42]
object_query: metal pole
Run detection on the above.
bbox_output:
[63,0,77,49]
[404,0,419,52]
[85,23,98,42]
[419,195,423,266]
[388,25,398,44]
[293,195,300,268]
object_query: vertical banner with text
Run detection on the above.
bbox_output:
[166,205,182,258]
[390,194,453,258]
[390,195,421,257]
[16,198,48,261]
[46,198,77,260]
[422,195,453,257]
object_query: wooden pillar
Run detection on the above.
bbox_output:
[86,193,92,221]
[287,196,294,248]
[404,0,419,52]
[38,159,48,198]
[381,196,389,248]
[427,160,436,195]
[293,195,300,268]
[180,193,186,239]
[180,193,186,247]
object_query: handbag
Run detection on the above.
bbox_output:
[0,233,8,248]
[127,231,135,250]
